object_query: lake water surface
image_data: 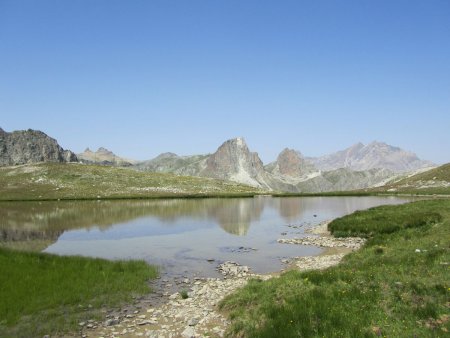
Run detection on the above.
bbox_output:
[0,196,414,278]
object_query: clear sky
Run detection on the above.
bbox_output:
[1,1,449,164]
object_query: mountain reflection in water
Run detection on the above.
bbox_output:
[1,196,413,252]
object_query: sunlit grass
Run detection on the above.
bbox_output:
[0,248,158,337]
[0,162,262,201]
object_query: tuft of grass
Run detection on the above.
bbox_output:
[0,248,158,337]
[220,199,450,337]
[179,290,189,299]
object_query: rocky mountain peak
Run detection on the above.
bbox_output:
[202,137,269,188]
[0,128,77,166]
[265,148,317,179]
[221,137,249,152]
[276,148,305,177]
[97,147,113,155]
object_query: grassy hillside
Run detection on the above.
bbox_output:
[369,163,450,195]
[220,199,450,337]
[0,162,262,201]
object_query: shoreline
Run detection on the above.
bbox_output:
[84,220,366,338]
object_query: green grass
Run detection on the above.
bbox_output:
[220,199,450,337]
[0,162,262,201]
[180,290,189,299]
[0,248,158,337]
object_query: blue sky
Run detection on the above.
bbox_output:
[1,1,449,163]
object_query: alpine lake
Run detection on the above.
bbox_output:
[0,196,416,280]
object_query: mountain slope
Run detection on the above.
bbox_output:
[294,168,395,193]
[0,128,77,166]
[370,163,450,194]
[135,152,209,176]
[309,141,434,172]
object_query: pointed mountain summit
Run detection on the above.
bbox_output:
[201,137,270,188]
[265,148,317,178]
[309,141,434,172]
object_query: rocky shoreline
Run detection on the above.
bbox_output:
[83,221,365,338]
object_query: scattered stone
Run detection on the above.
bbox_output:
[181,326,196,337]
[294,254,345,271]
[278,235,365,250]
[187,318,199,326]
[104,318,119,326]
[137,320,153,326]
[218,261,250,277]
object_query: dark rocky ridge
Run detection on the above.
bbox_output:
[0,128,77,166]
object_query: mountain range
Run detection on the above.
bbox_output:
[77,147,136,167]
[0,128,436,192]
[134,137,433,192]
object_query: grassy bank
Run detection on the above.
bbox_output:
[0,248,158,337]
[220,199,450,337]
[0,162,262,201]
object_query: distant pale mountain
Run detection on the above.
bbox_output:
[77,147,136,166]
[134,152,209,176]
[0,128,77,166]
[308,141,434,172]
